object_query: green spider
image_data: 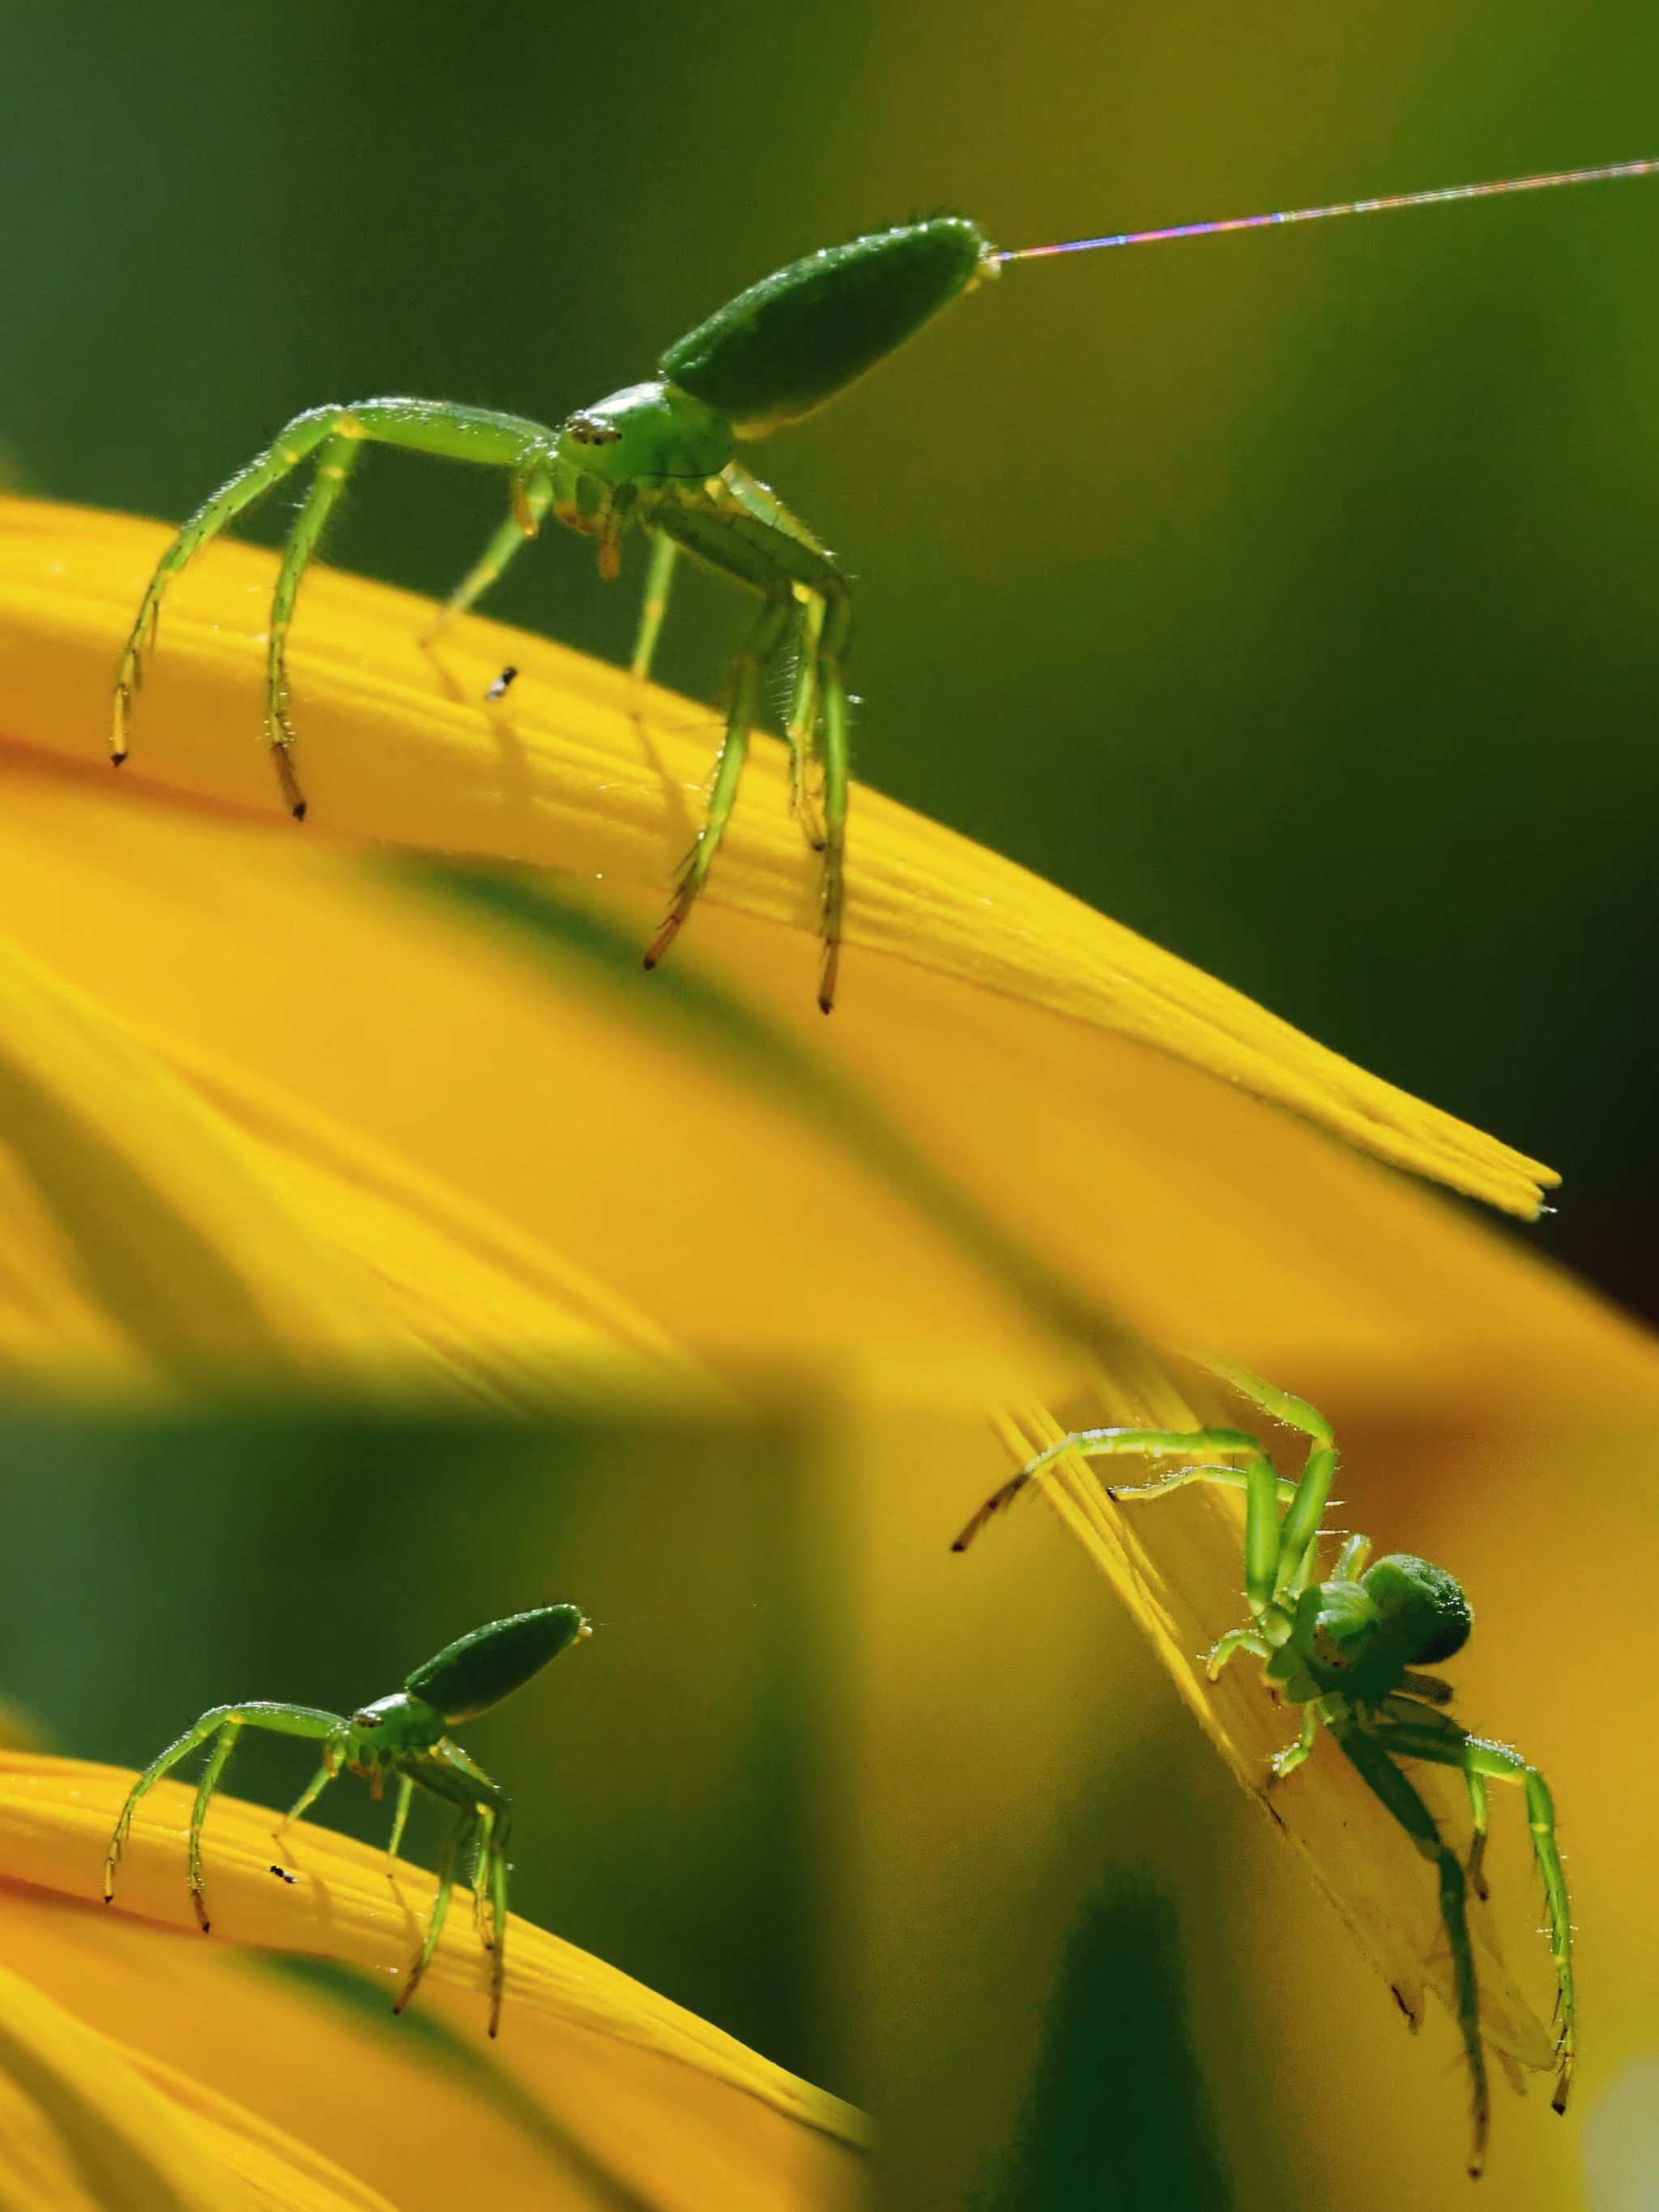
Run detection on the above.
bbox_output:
[109,217,999,1014]
[953,1362,1573,2176]
[103,1604,589,2036]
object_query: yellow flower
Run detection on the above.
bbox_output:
[0,493,1648,2205]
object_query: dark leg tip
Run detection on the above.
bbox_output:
[641,953,658,972]
[290,800,308,822]
[111,749,127,768]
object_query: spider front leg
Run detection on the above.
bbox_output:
[113,399,560,812]
[1198,1360,1337,1603]
[952,1426,1294,1553]
[104,1701,343,1931]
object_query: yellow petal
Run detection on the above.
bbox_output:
[0,1754,867,2212]
[0,1954,248,2211]
[0,497,1552,1217]
[104,2043,399,2212]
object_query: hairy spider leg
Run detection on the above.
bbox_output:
[103,1701,344,1926]
[1372,1709,1575,2113]
[112,399,560,809]
[951,1425,1297,1553]
[1333,1719,1490,2176]
[1200,1359,1337,1603]
[640,473,851,1009]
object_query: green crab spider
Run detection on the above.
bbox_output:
[953,1363,1573,2178]
[109,217,1000,1014]
[109,160,1659,1010]
[103,1604,589,2037]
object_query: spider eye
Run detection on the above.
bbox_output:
[565,412,623,446]
[351,1708,382,1729]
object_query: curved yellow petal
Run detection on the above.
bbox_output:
[0,1887,655,2210]
[105,2043,399,2212]
[0,1955,248,2211]
[0,1755,868,2206]
[0,497,1552,1217]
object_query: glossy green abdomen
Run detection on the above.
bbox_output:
[404,1603,586,1723]
[659,216,992,435]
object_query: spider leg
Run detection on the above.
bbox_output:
[394,1808,468,2020]
[1465,1768,1491,1898]
[814,587,852,1014]
[1199,1361,1337,1601]
[962,1424,1296,1625]
[1380,1719,1576,2116]
[485,1812,513,2039]
[431,466,556,639]
[386,1772,416,1868]
[785,591,827,851]
[113,399,561,806]
[952,1428,1292,1555]
[420,1740,514,2035]
[629,527,680,683]
[642,575,794,975]
[639,475,848,998]
[104,1702,343,1931]
[1203,1625,1271,1681]
[263,433,362,814]
[275,1731,350,1845]
[1268,1700,1320,1782]
[470,1802,496,1945]
[1334,1719,1489,2176]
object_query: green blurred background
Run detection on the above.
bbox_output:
[0,2,1654,2206]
